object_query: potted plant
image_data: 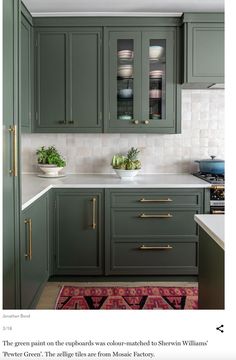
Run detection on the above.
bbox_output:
[36,146,66,177]
[111,147,141,179]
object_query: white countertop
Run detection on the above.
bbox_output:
[194,214,225,250]
[22,173,210,210]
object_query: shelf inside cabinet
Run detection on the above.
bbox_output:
[117,97,133,101]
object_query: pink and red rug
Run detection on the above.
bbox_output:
[55,286,198,310]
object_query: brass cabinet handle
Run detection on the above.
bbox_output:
[58,120,66,124]
[91,198,96,229]
[133,120,139,125]
[144,120,149,125]
[68,120,74,124]
[139,245,173,250]
[140,198,172,203]
[24,218,32,261]
[8,125,18,176]
[139,213,173,218]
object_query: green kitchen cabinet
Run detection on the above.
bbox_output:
[21,12,33,132]
[53,189,104,275]
[34,28,102,132]
[20,195,49,309]
[104,28,181,133]
[3,0,21,309]
[198,228,224,309]
[105,189,203,275]
[182,14,224,86]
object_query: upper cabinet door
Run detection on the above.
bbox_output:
[107,31,142,130]
[70,30,102,130]
[35,30,67,129]
[105,28,179,133]
[142,30,175,129]
[184,23,224,84]
[21,15,32,132]
[34,28,102,132]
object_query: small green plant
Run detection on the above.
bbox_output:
[36,146,66,167]
[111,147,141,170]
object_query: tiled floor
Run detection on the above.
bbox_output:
[36,281,198,309]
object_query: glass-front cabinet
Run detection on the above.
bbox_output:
[105,28,179,133]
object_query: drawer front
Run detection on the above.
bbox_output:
[111,190,202,208]
[109,242,197,275]
[111,209,199,238]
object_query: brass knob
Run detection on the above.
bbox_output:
[144,120,149,125]
[133,120,139,125]
[68,121,74,124]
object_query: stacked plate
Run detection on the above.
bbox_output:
[149,70,164,78]
[118,50,134,59]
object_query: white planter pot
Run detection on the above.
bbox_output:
[38,164,63,177]
[114,169,140,180]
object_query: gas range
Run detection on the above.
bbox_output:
[193,172,225,214]
[193,172,224,186]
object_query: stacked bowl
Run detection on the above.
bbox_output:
[149,46,164,59]
[118,88,133,98]
[149,89,162,99]
[118,65,133,78]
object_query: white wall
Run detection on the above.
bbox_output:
[21,89,224,174]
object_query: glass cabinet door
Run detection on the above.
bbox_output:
[108,32,141,128]
[148,38,166,121]
[107,29,177,132]
[142,31,175,129]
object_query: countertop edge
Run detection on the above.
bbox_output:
[194,215,224,250]
[22,185,53,210]
[22,174,211,210]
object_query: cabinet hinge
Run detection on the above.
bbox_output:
[99,112,102,121]
[108,112,111,120]
[35,39,38,47]
[35,112,39,122]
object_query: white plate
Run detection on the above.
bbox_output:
[37,174,66,178]
[150,71,163,75]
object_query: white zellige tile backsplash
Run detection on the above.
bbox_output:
[21,90,224,174]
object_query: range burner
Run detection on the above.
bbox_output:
[193,172,224,185]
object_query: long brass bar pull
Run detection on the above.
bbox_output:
[139,245,173,250]
[24,219,32,260]
[8,125,18,176]
[140,198,172,203]
[92,198,96,229]
[139,213,173,218]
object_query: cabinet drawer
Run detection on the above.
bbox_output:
[111,209,199,238]
[110,242,197,275]
[111,190,202,208]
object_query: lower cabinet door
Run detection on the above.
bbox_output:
[54,189,103,275]
[21,195,49,309]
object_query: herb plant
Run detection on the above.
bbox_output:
[111,147,141,170]
[36,146,66,167]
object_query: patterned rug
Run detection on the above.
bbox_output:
[55,286,198,310]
